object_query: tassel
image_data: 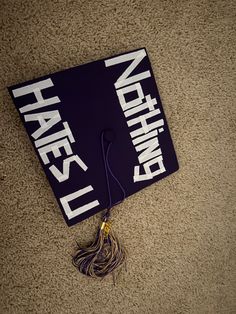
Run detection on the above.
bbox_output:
[72,210,126,280]
[72,129,126,281]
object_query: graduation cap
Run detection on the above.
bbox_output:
[8,48,179,280]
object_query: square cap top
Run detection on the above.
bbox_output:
[8,48,179,226]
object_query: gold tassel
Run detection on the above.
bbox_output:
[72,214,126,281]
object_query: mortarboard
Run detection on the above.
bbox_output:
[8,48,179,280]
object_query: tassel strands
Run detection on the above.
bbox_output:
[72,213,126,279]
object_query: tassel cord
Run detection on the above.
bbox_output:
[101,131,126,220]
[72,129,126,279]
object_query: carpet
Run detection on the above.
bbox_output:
[0,0,235,313]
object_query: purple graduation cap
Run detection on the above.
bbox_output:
[8,48,179,279]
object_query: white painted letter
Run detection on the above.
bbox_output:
[105,49,151,88]
[12,78,60,113]
[24,110,61,140]
[116,83,144,111]
[60,185,100,220]
[128,110,164,138]
[133,155,166,182]
[49,155,88,182]
[35,122,75,148]
[124,95,157,118]
[135,138,162,164]
[38,137,73,165]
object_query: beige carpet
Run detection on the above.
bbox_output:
[0,0,235,313]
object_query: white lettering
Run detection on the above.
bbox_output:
[60,185,100,220]
[35,121,75,148]
[105,48,151,88]
[135,138,162,164]
[38,137,73,165]
[49,155,88,182]
[116,83,144,111]
[12,79,61,113]
[24,110,61,140]
[105,49,167,182]
[133,155,166,182]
